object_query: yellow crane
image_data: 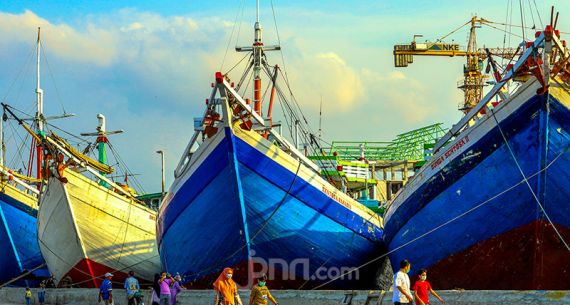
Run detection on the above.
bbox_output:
[394,16,519,112]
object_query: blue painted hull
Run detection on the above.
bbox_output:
[0,191,49,286]
[158,129,384,289]
[383,91,570,289]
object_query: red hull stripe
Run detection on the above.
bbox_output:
[426,220,570,290]
[62,258,129,288]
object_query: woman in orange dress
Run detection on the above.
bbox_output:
[213,268,243,305]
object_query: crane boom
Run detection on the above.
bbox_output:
[394,44,519,67]
[393,16,519,112]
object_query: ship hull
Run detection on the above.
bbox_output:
[158,127,384,289]
[38,169,162,287]
[0,183,49,286]
[383,79,570,290]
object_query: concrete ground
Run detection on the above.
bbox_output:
[0,288,568,305]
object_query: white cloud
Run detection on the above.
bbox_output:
[0,10,118,66]
[0,6,471,190]
[283,51,364,112]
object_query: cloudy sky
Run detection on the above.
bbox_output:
[0,0,567,193]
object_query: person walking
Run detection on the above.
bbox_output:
[412,269,445,305]
[125,271,142,305]
[248,274,278,305]
[151,273,161,305]
[98,273,114,305]
[213,268,243,305]
[24,287,32,305]
[45,276,56,288]
[38,281,46,305]
[169,273,183,305]
[159,272,174,305]
[392,260,413,305]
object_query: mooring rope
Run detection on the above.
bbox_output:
[310,144,569,289]
[491,106,570,252]
[174,159,303,281]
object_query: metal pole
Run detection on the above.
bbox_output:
[36,27,43,132]
[294,120,299,150]
[0,113,3,167]
[256,0,260,23]
[156,150,165,197]
[35,27,44,182]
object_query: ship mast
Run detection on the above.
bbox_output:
[80,114,124,187]
[35,27,44,181]
[236,0,280,119]
[253,0,262,114]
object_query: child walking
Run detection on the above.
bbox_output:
[412,269,445,305]
[249,274,278,305]
[25,287,32,305]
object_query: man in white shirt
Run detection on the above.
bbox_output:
[393,259,414,305]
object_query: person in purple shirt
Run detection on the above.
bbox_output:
[169,273,183,305]
[158,272,174,305]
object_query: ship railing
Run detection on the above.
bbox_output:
[434,32,547,152]
[0,165,39,196]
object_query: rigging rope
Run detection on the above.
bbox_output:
[1,47,35,102]
[179,160,303,280]
[526,0,537,30]
[519,0,527,42]
[490,107,570,252]
[220,0,245,72]
[107,142,146,194]
[40,40,68,115]
[310,145,569,289]
[531,0,544,28]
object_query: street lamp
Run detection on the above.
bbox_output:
[156,150,165,197]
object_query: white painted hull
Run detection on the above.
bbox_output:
[38,168,161,287]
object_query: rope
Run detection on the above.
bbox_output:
[1,47,35,102]
[483,22,525,40]
[225,52,251,75]
[45,121,90,144]
[40,234,159,287]
[107,142,146,194]
[248,160,302,242]
[40,40,68,115]
[310,142,570,289]
[531,0,544,28]
[6,119,31,171]
[490,107,570,252]
[235,0,246,50]
[519,0,527,42]
[270,0,288,80]
[526,0,536,30]
[37,177,160,287]
[179,160,303,280]
[296,205,381,290]
[220,0,245,72]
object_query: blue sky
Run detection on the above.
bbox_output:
[0,0,567,192]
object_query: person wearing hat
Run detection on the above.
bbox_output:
[169,273,183,305]
[99,273,114,305]
[248,274,278,305]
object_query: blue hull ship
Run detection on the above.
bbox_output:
[159,122,384,289]
[383,29,570,290]
[158,3,384,289]
[0,183,49,286]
